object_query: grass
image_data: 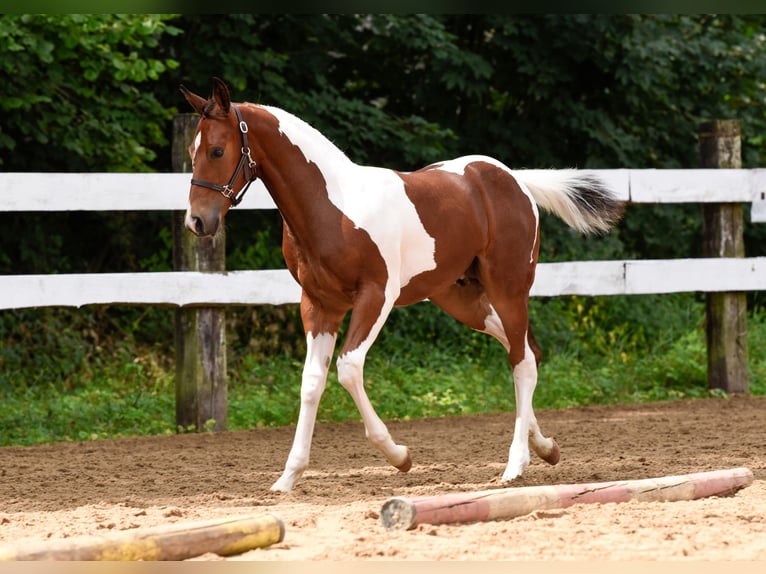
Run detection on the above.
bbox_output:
[1,297,764,447]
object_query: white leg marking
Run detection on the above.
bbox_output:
[336,291,409,470]
[503,335,538,482]
[484,311,557,475]
[337,347,409,469]
[271,332,336,492]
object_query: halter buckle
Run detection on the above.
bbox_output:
[245,148,256,169]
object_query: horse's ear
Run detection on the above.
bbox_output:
[212,77,231,114]
[179,84,208,116]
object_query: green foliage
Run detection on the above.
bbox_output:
[0,14,181,172]
[530,293,704,360]
[0,14,181,276]
[224,213,287,271]
[0,308,175,445]
[746,312,766,396]
[156,14,460,170]
[454,14,766,169]
[1,301,764,447]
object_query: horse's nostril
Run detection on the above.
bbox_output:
[186,215,205,235]
[192,216,205,236]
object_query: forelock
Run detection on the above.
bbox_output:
[203,99,216,118]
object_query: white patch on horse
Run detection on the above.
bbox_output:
[191,131,202,167]
[433,156,540,263]
[262,105,437,289]
[184,131,201,229]
[482,304,510,351]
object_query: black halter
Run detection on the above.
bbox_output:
[190,103,257,207]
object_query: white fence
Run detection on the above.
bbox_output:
[1,169,765,310]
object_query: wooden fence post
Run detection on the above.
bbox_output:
[698,119,749,394]
[172,114,228,431]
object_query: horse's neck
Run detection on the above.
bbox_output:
[253,105,357,244]
[260,105,352,168]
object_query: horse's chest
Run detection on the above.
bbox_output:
[283,225,386,308]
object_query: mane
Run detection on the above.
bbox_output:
[257,104,355,170]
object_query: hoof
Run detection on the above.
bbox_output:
[270,480,292,493]
[541,439,560,466]
[394,448,412,473]
[270,470,300,493]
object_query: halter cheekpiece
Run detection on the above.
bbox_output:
[190,103,257,207]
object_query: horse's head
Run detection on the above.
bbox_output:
[180,78,257,237]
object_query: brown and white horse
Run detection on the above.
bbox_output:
[180,78,624,493]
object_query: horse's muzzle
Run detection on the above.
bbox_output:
[185,210,219,237]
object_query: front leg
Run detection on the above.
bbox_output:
[336,283,411,472]
[270,330,337,492]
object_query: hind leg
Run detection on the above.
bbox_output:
[482,305,560,472]
[525,327,560,465]
[482,259,559,480]
[502,331,559,479]
[431,280,559,479]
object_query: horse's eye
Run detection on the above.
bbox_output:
[211,148,225,159]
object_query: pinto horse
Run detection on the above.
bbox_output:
[180,78,624,493]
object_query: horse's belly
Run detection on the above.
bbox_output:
[395,256,473,307]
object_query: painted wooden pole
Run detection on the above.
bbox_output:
[380,467,753,531]
[172,113,228,432]
[0,513,285,561]
[699,119,749,394]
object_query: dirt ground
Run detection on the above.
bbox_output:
[0,395,764,561]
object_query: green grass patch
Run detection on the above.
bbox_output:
[1,297,764,447]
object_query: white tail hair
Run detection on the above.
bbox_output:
[514,169,624,234]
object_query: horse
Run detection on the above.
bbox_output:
[180,78,624,493]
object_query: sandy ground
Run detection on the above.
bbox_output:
[0,395,764,561]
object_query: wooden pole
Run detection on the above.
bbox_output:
[172,113,228,432]
[699,119,749,394]
[380,467,753,531]
[0,513,284,561]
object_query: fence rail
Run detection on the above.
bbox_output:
[1,169,764,309]
[2,168,766,211]
[2,257,766,311]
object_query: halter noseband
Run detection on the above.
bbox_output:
[190,103,257,207]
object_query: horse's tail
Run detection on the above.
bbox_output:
[514,169,625,234]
